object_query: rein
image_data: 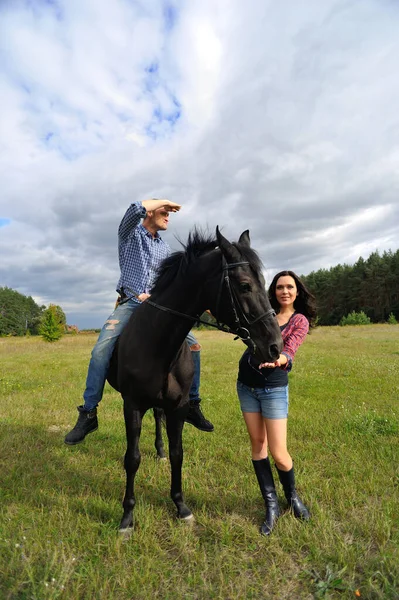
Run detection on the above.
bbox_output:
[211,259,276,352]
[119,259,276,353]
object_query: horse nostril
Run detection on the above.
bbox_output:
[270,344,279,360]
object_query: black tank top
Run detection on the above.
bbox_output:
[237,321,289,388]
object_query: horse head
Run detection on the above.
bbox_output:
[205,227,283,363]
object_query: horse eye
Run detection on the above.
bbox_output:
[240,282,251,292]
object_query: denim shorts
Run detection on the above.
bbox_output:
[236,381,289,419]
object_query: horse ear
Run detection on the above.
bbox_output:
[216,226,241,262]
[238,230,251,247]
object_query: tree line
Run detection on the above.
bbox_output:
[0,287,66,336]
[301,249,399,325]
[2,247,398,335]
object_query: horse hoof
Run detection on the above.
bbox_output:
[119,513,133,532]
[118,526,133,538]
[178,509,194,523]
[180,513,194,523]
[157,456,168,462]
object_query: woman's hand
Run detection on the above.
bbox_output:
[258,360,280,369]
[258,354,287,369]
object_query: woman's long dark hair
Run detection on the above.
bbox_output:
[268,270,317,328]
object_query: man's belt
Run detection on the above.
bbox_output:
[116,287,140,307]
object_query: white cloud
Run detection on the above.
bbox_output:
[1,0,399,327]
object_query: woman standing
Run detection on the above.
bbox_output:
[237,270,316,535]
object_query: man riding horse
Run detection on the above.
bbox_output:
[64,198,214,446]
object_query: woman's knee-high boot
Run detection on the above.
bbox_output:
[276,465,310,520]
[252,458,280,536]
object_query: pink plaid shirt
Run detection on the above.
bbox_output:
[281,312,309,370]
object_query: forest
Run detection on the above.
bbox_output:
[0,287,66,336]
[302,249,399,325]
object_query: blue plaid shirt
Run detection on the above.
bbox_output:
[116,201,171,302]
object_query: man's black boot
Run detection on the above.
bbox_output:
[185,401,214,432]
[276,465,310,520]
[252,457,280,536]
[64,406,98,445]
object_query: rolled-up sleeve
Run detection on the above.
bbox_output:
[118,201,147,241]
[281,314,309,371]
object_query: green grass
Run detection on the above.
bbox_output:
[0,326,398,599]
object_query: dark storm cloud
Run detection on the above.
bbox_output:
[1,0,399,327]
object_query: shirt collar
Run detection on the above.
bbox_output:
[138,223,162,241]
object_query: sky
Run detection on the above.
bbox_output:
[1,0,399,329]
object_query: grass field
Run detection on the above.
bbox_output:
[0,326,398,599]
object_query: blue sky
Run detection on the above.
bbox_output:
[1,0,399,328]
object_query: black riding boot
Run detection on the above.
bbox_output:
[64,406,98,445]
[185,401,214,432]
[252,458,280,536]
[276,465,310,520]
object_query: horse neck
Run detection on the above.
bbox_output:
[152,283,204,326]
[152,254,216,316]
[147,271,209,355]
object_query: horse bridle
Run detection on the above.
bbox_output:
[211,258,276,353]
[120,258,276,353]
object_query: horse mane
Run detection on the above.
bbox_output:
[152,229,218,293]
[151,228,264,294]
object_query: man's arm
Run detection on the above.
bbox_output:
[118,201,147,241]
[141,198,181,213]
[119,199,181,241]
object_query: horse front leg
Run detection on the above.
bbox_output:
[153,407,167,460]
[165,408,193,521]
[119,401,144,532]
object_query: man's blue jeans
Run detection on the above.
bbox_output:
[83,299,201,410]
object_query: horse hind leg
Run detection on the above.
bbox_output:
[165,409,193,522]
[153,407,167,460]
[119,403,144,533]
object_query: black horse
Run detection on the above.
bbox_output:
[107,227,283,532]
